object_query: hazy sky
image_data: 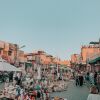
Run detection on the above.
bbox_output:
[0,0,100,60]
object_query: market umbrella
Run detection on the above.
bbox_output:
[0,58,21,72]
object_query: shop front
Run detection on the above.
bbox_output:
[89,56,100,72]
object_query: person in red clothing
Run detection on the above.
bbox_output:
[45,90,50,100]
[33,90,37,99]
[31,95,36,100]
[24,93,31,100]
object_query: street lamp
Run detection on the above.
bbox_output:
[18,45,26,49]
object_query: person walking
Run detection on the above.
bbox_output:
[79,73,84,86]
[75,73,79,86]
[87,85,100,100]
[94,72,97,85]
[89,72,94,85]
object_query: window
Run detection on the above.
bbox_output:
[8,51,12,56]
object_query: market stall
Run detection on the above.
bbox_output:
[0,58,21,72]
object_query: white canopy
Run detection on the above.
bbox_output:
[50,66,56,68]
[0,58,21,72]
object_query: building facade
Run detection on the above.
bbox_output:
[0,40,25,66]
[81,45,100,64]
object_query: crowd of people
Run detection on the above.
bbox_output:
[85,71,100,92]
[0,67,100,100]
[75,72,84,86]
[0,67,70,100]
[75,70,100,90]
[74,70,100,100]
